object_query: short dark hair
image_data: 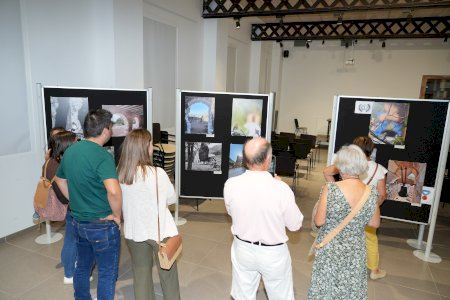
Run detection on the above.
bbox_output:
[84,109,113,138]
[243,140,272,168]
[353,136,374,157]
[51,131,76,162]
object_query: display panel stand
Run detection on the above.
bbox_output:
[35,221,63,244]
[174,89,185,226]
[407,224,427,250]
[414,103,450,263]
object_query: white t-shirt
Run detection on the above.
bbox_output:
[360,160,388,186]
[121,166,178,242]
[331,154,387,186]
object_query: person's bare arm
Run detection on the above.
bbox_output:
[314,185,328,227]
[54,176,69,200]
[368,205,381,228]
[102,179,122,226]
[376,177,387,205]
[323,165,339,182]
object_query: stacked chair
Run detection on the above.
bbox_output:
[152,123,176,178]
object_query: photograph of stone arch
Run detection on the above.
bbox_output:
[102,105,144,137]
[185,96,215,135]
[229,143,245,178]
[185,142,222,172]
[231,98,263,137]
[50,96,89,139]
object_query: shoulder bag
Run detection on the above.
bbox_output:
[155,167,182,270]
[308,185,371,261]
[34,160,68,221]
[34,160,53,209]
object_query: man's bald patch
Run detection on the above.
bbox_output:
[243,137,272,168]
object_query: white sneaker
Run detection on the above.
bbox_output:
[63,276,93,284]
[63,277,73,285]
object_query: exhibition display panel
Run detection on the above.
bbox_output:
[41,86,152,163]
[328,95,450,262]
[329,96,449,224]
[176,90,274,199]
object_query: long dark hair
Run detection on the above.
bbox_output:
[47,127,65,157]
[51,131,77,162]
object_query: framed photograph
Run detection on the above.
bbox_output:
[368,102,410,146]
[185,142,222,172]
[387,160,427,206]
[50,97,89,139]
[184,96,215,135]
[229,143,245,178]
[231,98,263,137]
[102,105,144,137]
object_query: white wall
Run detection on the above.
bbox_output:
[0,0,144,238]
[143,0,204,91]
[227,18,254,93]
[0,0,31,156]
[143,18,177,131]
[278,39,450,135]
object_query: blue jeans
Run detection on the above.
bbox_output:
[73,219,120,300]
[61,212,77,278]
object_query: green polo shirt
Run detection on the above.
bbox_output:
[56,140,118,221]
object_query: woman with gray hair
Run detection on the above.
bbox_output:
[308,145,380,300]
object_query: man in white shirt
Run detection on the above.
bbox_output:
[224,137,304,300]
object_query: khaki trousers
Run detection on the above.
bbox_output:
[126,238,180,300]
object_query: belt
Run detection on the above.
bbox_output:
[235,235,283,247]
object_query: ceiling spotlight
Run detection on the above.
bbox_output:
[407,9,413,24]
[280,42,284,48]
[322,40,325,45]
[382,40,386,48]
[306,41,310,49]
[234,18,241,29]
[277,15,284,25]
[445,37,448,42]
[345,41,349,48]
[370,39,373,44]
[337,14,343,25]
[354,39,358,44]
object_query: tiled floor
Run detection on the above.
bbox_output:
[1,148,450,299]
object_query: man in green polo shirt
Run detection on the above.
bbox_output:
[55,108,122,300]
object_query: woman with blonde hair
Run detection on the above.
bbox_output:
[118,129,180,300]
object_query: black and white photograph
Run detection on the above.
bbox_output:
[229,143,245,178]
[185,96,215,135]
[102,105,144,137]
[50,96,89,139]
[185,142,222,172]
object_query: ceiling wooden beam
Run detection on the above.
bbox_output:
[203,0,450,18]
[251,17,450,40]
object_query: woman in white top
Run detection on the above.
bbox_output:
[323,136,387,280]
[117,129,180,300]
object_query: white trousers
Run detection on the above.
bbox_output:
[230,237,295,300]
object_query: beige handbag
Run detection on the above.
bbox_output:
[34,160,53,209]
[155,167,182,270]
[309,185,371,260]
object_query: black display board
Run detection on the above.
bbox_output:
[331,96,449,224]
[42,86,151,163]
[177,91,272,199]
